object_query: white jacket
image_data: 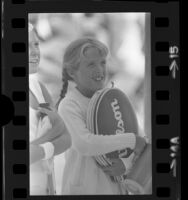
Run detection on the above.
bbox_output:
[29,74,55,195]
[58,85,136,195]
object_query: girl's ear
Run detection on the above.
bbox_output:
[66,68,75,79]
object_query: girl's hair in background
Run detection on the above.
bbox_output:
[29,23,34,33]
[28,23,41,40]
[56,38,109,108]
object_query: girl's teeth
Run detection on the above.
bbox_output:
[30,60,38,63]
[95,77,103,81]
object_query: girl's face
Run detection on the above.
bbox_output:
[72,47,107,98]
[29,30,40,74]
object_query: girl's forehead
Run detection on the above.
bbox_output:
[83,46,104,60]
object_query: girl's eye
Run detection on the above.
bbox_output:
[88,63,95,67]
[102,60,106,65]
[30,42,39,48]
[101,61,106,67]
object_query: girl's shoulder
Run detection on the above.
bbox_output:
[59,95,79,109]
[59,87,89,114]
[58,95,83,114]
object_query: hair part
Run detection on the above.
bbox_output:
[56,38,109,109]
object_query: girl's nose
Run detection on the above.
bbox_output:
[96,64,104,72]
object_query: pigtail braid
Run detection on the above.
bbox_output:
[56,68,69,109]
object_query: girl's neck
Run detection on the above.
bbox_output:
[75,86,94,98]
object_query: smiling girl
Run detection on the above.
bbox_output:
[57,38,146,194]
[29,23,71,195]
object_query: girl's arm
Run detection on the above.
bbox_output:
[30,82,61,145]
[31,106,70,145]
[30,107,72,164]
[30,144,45,164]
[30,119,63,145]
[30,130,71,165]
[51,130,71,156]
[58,101,136,156]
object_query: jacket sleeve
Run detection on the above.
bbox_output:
[58,100,136,156]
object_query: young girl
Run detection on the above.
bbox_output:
[57,38,146,195]
[29,23,71,195]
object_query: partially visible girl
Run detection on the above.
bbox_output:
[29,23,71,195]
[57,38,146,195]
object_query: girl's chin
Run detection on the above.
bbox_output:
[29,63,38,74]
[95,82,105,89]
[90,85,104,95]
[29,67,38,74]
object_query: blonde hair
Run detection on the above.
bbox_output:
[28,22,38,39]
[56,38,109,107]
[29,23,34,33]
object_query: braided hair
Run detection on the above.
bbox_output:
[56,68,69,108]
[56,38,109,109]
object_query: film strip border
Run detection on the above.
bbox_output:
[2,0,28,199]
[1,0,180,199]
[152,2,180,199]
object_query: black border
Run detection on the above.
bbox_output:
[2,0,180,200]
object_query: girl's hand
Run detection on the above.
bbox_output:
[31,108,67,145]
[134,135,147,156]
[37,107,64,127]
[97,158,126,176]
[30,144,45,164]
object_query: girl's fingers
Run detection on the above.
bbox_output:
[95,162,111,171]
[103,169,114,176]
[95,162,115,175]
[38,108,57,119]
[110,159,117,165]
[95,160,106,168]
[38,107,51,114]
[101,166,113,172]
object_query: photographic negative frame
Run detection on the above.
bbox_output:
[2,0,181,199]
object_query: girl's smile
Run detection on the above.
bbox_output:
[29,30,40,74]
[71,46,107,98]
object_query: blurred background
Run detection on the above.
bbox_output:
[29,13,150,194]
